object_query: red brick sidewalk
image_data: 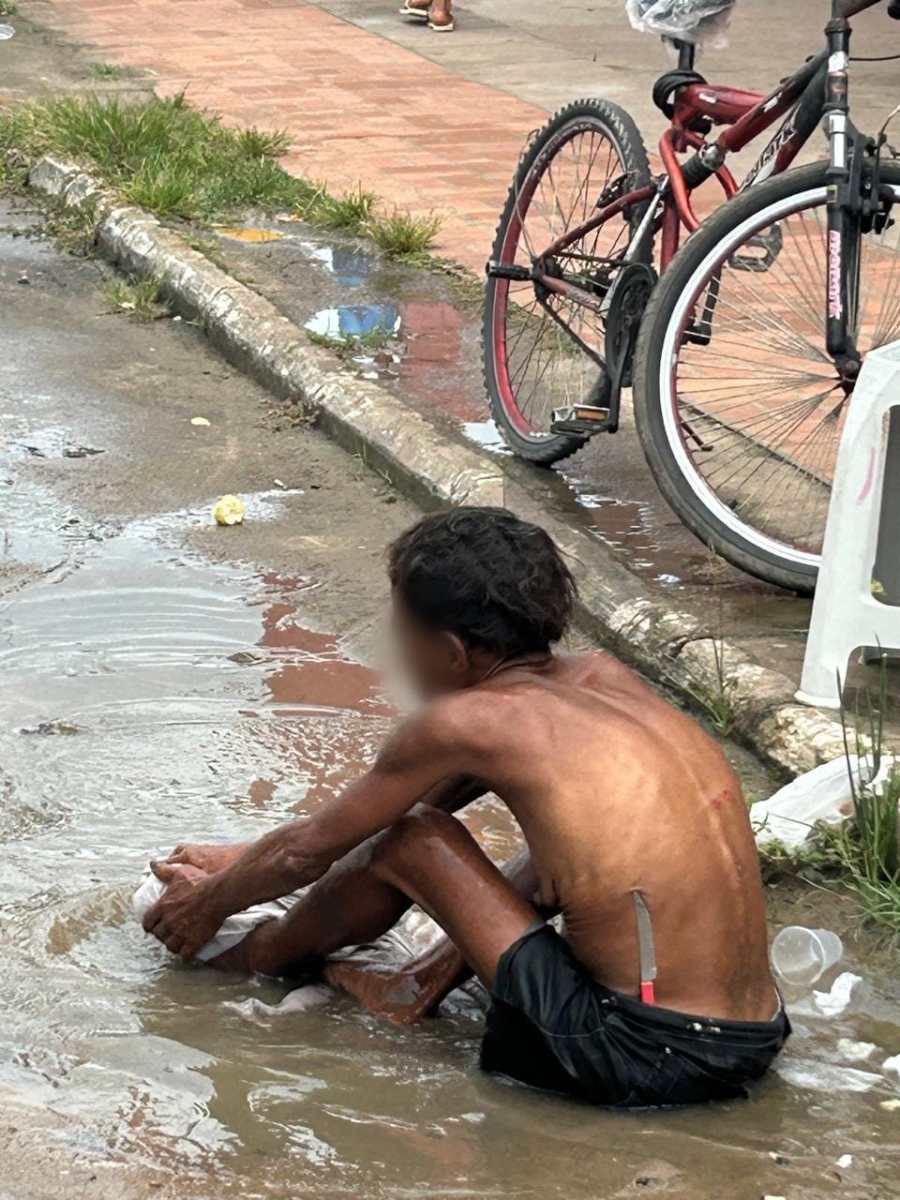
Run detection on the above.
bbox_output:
[34,0,546,271]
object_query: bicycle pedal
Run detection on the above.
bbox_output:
[550,404,610,436]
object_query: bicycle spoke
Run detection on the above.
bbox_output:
[663,185,900,557]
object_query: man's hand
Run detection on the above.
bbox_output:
[142,861,226,960]
[164,842,250,875]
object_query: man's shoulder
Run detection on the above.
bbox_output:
[412,688,505,749]
[375,691,501,773]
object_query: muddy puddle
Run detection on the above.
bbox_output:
[1,489,899,1198]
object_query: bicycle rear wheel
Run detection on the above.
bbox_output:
[483,99,652,465]
[633,161,900,593]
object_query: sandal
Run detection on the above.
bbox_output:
[399,2,430,19]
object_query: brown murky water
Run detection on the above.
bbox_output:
[3,491,900,1199]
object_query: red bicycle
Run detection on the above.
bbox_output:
[483,0,900,591]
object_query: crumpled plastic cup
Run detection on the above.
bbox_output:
[771,925,843,987]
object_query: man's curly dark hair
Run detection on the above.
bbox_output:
[388,508,577,656]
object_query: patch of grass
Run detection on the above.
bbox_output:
[293,181,382,236]
[102,275,169,321]
[0,153,28,195]
[42,196,99,256]
[0,1,17,15]
[234,126,292,159]
[757,826,847,885]
[0,91,449,276]
[300,183,380,234]
[0,93,299,221]
[366,208,442,261]
[88,62,125,80]
[122,164,198,217]
[836,659,900,936]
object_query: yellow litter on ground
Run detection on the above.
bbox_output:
[213,495,246,526]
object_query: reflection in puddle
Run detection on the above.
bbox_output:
[562,476,687,586]
[216,223,377,289]
[305,303,400,343]
[462,418,512,456]
[305,243,377,288]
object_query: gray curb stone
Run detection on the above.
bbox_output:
[28,155,848,777]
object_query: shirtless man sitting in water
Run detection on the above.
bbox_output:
[144,507,789,1107]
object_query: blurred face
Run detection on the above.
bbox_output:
[389,591,470,699]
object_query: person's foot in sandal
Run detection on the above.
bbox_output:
[428,0,455,30]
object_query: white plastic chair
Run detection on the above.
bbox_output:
[796,340,900,709]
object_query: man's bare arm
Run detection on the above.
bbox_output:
[143,700,485,957]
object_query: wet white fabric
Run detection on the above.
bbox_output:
[133,871,444,966]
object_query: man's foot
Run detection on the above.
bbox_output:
[324,958,448,1025]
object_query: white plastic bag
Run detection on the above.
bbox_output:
[750,754,896,850]
[625,0,736,48]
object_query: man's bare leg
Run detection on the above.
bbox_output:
[323,848,541,1023]
[212,811,539,1022]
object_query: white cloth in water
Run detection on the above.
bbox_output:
[133,870,445,966]
[134,873,302,963]
[134,867,497,1019]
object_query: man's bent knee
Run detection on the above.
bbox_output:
[372,807,468,876]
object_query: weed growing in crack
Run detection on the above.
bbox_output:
[836,657,900,936]
[87,62,125,80]
[102,275,169,321]
[366,209,443,261]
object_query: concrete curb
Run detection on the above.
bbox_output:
[29,155,848,777]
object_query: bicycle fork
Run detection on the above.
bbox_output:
[823,11,860,375]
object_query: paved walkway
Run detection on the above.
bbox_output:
[29,0,548,269]
[24,0,899,271]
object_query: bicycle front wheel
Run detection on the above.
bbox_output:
[633,161,900,593]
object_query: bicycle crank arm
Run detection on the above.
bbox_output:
[487,262,607,315]
[487,263,610,320]
[538,275,607,315]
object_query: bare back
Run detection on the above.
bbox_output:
[463,652,774,1022]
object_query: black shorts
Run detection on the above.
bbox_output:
[480,924,791,1108]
